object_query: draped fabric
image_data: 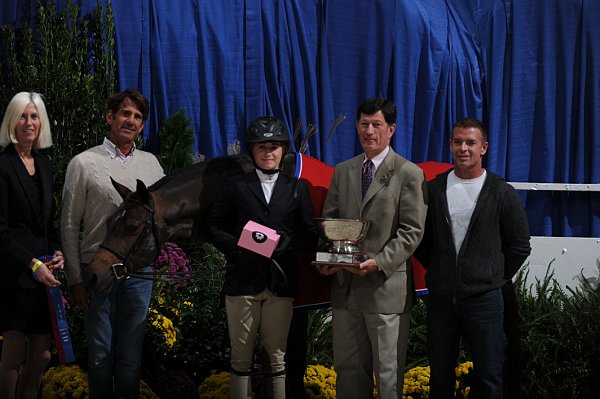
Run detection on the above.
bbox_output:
[2,0,599,237]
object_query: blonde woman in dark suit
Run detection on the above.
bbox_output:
[0,92,64,399]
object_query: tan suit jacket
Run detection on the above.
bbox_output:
[322,148,427,314]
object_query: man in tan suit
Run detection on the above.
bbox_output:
[319,98,427,399]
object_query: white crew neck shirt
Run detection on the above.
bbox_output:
[446,169,487,254]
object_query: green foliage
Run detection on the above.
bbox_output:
[0,0,116,215]
[514,262,600,398]
[157,109,195,175]
[406,298,429,368]
[306,308,333,366]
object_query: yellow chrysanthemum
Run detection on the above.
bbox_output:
[197,362,473,398]
[455,361,473,377]
[148,307,177,350]
[42,365,158,398]
[305,365,337,399]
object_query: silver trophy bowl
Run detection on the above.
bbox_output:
[317,218,370,254]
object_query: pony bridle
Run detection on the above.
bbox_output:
[99,197,160,281]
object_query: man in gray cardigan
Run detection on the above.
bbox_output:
[319,98,427,399]
[61,89,164,399]
[415,118,531,399]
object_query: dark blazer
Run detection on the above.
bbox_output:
[0,144,57,288]
[208,170,317,298]
[414,169,531,300]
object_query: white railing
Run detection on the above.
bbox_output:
[509,182,600,292]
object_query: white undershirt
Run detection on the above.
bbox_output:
[446,170,486,254]
[255,169,279,203]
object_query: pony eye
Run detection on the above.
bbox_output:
[125,223,139,234]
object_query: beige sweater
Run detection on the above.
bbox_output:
[60,146,164,286]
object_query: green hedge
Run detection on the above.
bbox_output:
[0,0,116,219]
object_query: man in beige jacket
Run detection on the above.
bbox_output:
[320,98,427,399]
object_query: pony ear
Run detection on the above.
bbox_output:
[136,179,150,202]
[111,177,132,199]
[280,152,296,177]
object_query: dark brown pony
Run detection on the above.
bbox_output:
[85,154,274,295]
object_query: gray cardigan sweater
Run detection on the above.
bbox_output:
[61,145,164,286]
[415,170,531,301]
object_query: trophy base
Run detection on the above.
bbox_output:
[313,251,368,266]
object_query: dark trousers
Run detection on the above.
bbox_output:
[427,289,505,399]
[285,308,309,399]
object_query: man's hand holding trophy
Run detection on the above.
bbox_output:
[313,218,375,276]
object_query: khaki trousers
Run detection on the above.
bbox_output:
[225,290,293,375]
[333,308,411,399]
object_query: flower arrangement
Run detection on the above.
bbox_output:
[144,242,191,358]
[198,362,473,399]
[41,364,158,398]
[139,241,232,398]
[143,241,231,385]
[403,361,473,398]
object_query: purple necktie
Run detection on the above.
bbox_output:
[362,159,374,197]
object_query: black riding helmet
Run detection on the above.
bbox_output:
[246,116,290,147]
[246,116,290,174]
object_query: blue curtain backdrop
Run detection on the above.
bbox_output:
[1,0,599,237]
